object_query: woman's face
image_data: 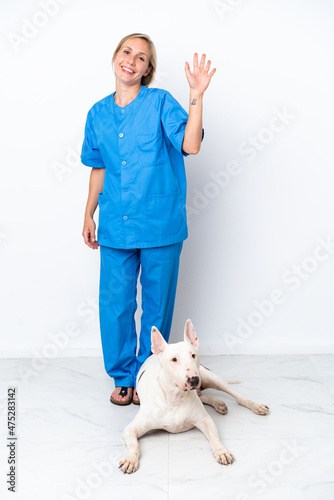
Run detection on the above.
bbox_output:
[113,38,152,86]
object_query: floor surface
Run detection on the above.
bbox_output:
[1,354,334,499]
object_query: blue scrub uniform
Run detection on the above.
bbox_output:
[81,85,204,386]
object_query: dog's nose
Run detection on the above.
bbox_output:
[188,376,200,387]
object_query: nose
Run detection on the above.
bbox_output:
[188,376,200,387]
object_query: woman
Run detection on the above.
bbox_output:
[81,33,215,405]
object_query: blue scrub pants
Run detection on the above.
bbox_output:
[99,242,183,387]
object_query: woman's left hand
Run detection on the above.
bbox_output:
[185,53,216,95]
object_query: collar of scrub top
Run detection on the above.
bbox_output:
[111,84,146,114]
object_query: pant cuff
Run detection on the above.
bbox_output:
[113,377,135,387]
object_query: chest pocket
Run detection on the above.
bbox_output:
[137,133,163,167]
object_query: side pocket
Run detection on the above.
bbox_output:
[146,191,184,236]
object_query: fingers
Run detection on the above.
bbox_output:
[83,230,93,249]
[186,53,216,91]
[191,53,216,75]
[184,61,193,86]
[90,232,99,249]
[89,231,98,248]
[89,238,99,250]
[193,53,205,69]
[204,59,211,73]
[82,223,99,249]
[208,67,217,78]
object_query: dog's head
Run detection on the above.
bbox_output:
[151,319,201,392]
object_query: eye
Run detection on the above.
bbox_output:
[192,354,196,359]
[139,56,144,61]
[172,357,177,362]
[124,50,130,54]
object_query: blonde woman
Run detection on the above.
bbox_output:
[81,33,215,405]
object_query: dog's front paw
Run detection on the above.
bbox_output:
[119,456,139,474]
[213,446,235,465]
[214,400,228,414]
[251,402,269,415]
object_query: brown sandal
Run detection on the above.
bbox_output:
[132,387,140,405]
[110,387,133,406]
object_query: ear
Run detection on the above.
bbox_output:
[144,65,152,76]
[151,326,167,357]
[184,319,199,348]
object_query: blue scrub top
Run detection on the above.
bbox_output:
[81,85,203,249]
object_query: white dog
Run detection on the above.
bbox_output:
[119,319,269,473]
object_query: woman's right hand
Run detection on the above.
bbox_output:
[82,216,99,249]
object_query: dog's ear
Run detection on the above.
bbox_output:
[151,326,167,357]
[184,319,199,348]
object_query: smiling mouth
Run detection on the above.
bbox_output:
[121,66,135,74]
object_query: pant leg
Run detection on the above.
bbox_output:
[99,245,140,387]
[132,242,183,382]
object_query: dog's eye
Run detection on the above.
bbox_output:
[192,354,196,359]
[172,357,177,362]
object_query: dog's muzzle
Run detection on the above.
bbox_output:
[187,376,200,388]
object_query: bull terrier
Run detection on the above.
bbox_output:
[119,319,269,473]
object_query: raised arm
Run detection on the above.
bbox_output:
[182,53,216,155]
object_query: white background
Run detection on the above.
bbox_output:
[1,0,334,357]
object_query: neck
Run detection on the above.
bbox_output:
[114,82,142,107]
[158,367,190,404]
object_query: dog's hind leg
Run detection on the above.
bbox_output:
[199,394,228,414]
[199,366,269,415]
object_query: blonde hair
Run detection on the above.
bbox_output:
[112,33,157,87]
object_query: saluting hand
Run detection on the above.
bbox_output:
[185,53,216,95]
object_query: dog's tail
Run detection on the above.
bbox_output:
[223,378,243,384]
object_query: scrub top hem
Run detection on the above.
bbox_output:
[97,232,188,250]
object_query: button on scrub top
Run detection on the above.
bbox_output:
[81,85,204,249]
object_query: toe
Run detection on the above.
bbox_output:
[121,388,133,402]
[111,387,133,404]
[133,387,140,404]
